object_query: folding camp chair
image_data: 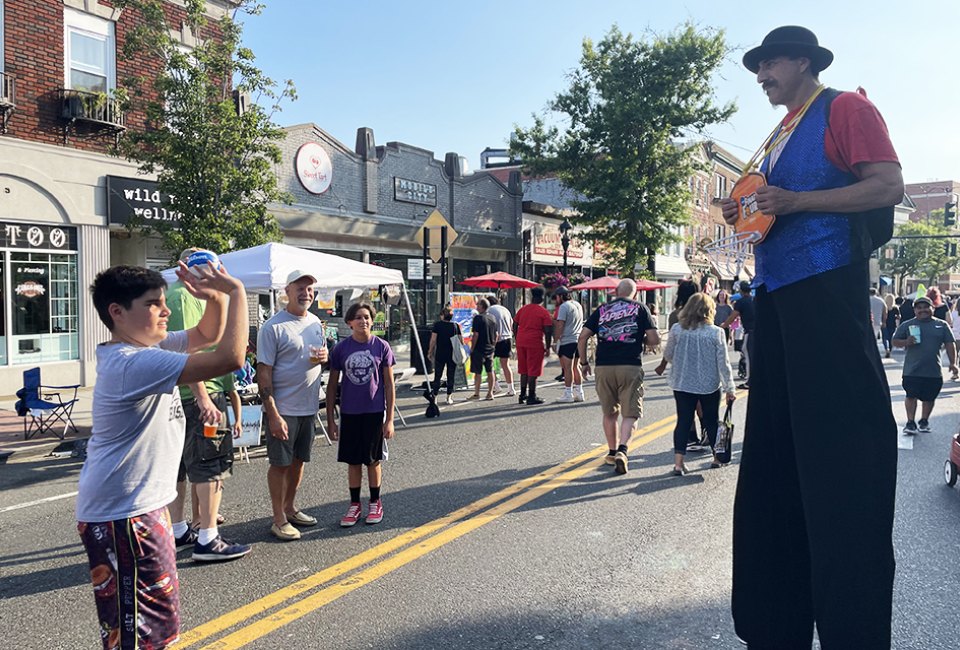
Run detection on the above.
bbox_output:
[14,367,80,440]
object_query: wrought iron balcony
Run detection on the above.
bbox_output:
[0,71,15,133]
[59,88,126,144]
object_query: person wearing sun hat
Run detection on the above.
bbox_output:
[720,26,904,648]
[257,268,328,541]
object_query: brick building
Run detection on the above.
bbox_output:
[0,0,233,388]
[905,180,959,226]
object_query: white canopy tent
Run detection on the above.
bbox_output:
[161,243,431,394]
[160,242,403,291]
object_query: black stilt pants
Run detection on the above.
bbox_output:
[732,261,897,649]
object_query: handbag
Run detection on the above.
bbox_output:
[714,404,735,464]
[450,324,467,366]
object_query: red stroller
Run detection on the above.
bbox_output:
[945,433,960,488]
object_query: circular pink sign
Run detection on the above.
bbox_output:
[295,142,333,194]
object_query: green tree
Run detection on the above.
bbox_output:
[114,0,294,262]
[881,216,959,287]
[510,24,735,274]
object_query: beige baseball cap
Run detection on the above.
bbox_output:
[286,269,317,287]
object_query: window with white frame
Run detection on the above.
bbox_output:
[64,7,115,94]
[715,174,727,199]
[1,1,5,75]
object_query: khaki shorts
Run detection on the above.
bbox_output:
[594,365,645,419]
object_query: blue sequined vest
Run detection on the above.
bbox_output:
[755,91,859,292]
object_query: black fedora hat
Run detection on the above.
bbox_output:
[743,26,834,74]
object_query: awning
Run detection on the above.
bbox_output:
[880,276,893,286]
[653,254,691,278]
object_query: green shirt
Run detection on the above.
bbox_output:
[166,281,230,400]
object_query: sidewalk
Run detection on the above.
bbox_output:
[0,386,95,462]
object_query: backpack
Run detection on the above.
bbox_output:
[822,88,895,254]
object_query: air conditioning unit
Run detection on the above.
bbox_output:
[233,89,251,116]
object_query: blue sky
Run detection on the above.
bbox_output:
[241,1,960,184]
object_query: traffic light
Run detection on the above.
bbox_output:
[946,201,957,227]
[897,245,905,259]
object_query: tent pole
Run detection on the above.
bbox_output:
[402,283,429,380]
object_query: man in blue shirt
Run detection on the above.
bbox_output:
[721,26,903,649]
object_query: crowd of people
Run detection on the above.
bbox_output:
[74,23,936,650]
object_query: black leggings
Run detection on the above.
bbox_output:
[673,390,720,454]
[431,355,457,395]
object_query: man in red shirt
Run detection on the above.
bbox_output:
[721,26,902,649]
[513,287,554,405]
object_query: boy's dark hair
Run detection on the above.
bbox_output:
[90,265,167,331]
[440,306,453,321]
[345,301,375,322]
[531,287,545,304]
[487,294,499,305]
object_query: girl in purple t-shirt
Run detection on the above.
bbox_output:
[326,302,396,527]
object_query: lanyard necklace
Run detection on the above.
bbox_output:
[744,84,826,172]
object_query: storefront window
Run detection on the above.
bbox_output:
[0,253,6,366]
[8,251,79,365]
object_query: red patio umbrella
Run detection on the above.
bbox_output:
[568,277,671,291]
[460,271,540,289]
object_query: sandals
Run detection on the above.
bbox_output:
[671,465,688,476]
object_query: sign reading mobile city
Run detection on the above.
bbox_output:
[295,142,333,195]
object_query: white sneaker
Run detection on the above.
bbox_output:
[556,389,575,403]
[506,385,516,397]
[574,386,585,402]
[445,395,454,405]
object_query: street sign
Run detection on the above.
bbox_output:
[407,258,436,280]
[415,210,458,263]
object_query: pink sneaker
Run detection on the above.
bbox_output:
[365,499,383,525]
[340,502,362,528]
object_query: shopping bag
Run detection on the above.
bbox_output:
[714,404,735,464]
[451,335,467,366]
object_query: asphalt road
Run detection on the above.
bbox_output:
[1,352,959,650]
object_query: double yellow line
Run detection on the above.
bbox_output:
[180,413,679,650]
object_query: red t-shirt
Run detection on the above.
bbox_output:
[780,90,899,177]
[514,304,553,348]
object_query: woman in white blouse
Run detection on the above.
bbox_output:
[662,293,737,475]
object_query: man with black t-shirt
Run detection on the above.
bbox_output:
[723,281,756,389]
[577,279,660,474]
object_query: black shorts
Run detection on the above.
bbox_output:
[179,394,233,483]
[558,342,579,359]
[494,339,512,358]
[902,375,943,402]
[337,412,385,466]
[471,353,494,375]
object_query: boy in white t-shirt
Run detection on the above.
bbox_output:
[77,263,247,650]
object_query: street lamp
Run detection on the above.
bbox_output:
[559,218,572,277]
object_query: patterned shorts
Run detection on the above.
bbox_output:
[77,507,180,650]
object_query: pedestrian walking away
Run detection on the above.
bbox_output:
[428,306,464,405]
[467,298,499,400]
[78,261,248,650]
[513,287,554,405]
[166,249,251,563]
[883,296,901,359]
[326,302,397,527]
[577,279,660,474]
[487,294,516,396]
[257,270,329,542]
[658,279,708,446]
[552,286,585,403]
[869,287,887,346]
[722,25,903,649]
[657,293,736,476]
[892,295,957,434]
[722,280,755,390]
